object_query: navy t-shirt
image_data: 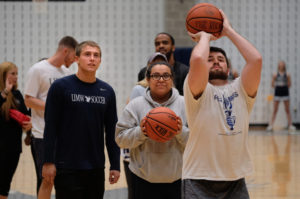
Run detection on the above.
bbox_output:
[44,74,120,171]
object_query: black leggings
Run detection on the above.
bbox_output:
[123,160,133,199]
[131,172,181,199]
[0,149,20,196]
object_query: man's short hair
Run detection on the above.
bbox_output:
[155,32,175,45]
[58,36,78,49]
[75,41,101,57]
[210,46,229,66]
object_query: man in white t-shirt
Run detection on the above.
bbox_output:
[182,10,262,198]
[24,36,78,196]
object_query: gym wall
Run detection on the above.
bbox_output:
[0,0,165,116]
[0,0,299,124]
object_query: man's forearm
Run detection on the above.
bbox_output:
[25,95,46,111]
[225,27,261,64]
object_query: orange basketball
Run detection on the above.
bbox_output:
[144,107,178,143]
[186,3,223,37]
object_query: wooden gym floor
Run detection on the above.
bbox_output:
[9,128,300,199]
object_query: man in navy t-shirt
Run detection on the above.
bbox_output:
[42,41,120,199]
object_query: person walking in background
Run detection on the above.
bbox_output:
[116,61,189,199]
[36,55,76,199]
[0,62,32,199]
[42,41,120,199]
[267,60,296,131]
[182,10,262,199]
[138,32,189,95]
[24,36,78,197]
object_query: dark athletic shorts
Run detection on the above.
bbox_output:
[182,178,250,199]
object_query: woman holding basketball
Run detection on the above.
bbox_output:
[115,61,189,199]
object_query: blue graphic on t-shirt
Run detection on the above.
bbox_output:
[214,92,238,130]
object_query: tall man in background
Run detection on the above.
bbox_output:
[138,32,189,95]
[24,36,78,194]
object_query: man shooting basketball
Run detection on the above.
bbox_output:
[182,9,262,199]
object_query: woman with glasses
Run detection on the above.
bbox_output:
[116,61,189,199]
[122,52,168,199]
[0,62,32,199]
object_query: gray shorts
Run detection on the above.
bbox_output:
[182,178,249,199]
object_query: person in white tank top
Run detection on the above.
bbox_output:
[182,10,262,199]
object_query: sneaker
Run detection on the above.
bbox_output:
[266,125,273,131]
[288,125,296,131]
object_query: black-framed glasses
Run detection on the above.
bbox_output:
[150,73,172,81]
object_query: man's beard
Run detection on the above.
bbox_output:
[164,50,172,61]
[209,70,228,80]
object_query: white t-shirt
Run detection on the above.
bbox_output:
[183,77,255,181]
[24,60,71,138]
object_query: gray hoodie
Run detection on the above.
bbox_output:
[115,88,189,183]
